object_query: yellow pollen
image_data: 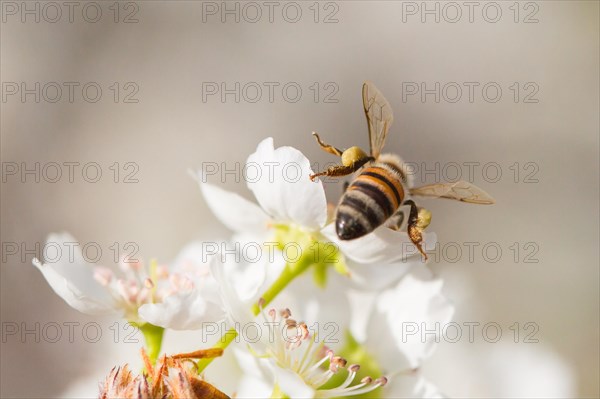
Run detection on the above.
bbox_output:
[341,146,368,167]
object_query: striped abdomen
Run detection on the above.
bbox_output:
[335,162,405,240]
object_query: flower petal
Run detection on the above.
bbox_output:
[236,375,274,399]
[138,242,225,329]
[322,224,437,265]
[272,272,352,344]
[346,259,415,291]
[367,269,455,371]
[138,290,224,330]
[273,366,316,399]
[169,240,211,274]
[209,253,266,329]
[195,173,270,234]
[32,233,118,315]
[233,347,270,381]
[385,374,445,398]
[246,138,327,229]
[233,349,277,398]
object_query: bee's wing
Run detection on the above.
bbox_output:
[409,181,495,204]
[363,81,394,158]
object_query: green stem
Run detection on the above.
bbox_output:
[251,251,314,316]
[138,323,165,365]
[196,327,238,373]
[197,241,318,374]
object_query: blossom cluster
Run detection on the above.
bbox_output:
[33,137,454,398]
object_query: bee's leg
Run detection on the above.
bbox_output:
[309,164,360,181]
[403,200,432,261]
[312,132,344,156]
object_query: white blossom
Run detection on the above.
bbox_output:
[231,306,389,399]
[211,252,452,398]
[359,268,455,397]
[196,137,434,290]
[32,234,226,329]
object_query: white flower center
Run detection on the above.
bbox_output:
[260,306,387,398]
[93,258,197,320]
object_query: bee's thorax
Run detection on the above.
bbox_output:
[376,153,413,188]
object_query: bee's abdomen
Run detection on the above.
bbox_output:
[335,165,405,240]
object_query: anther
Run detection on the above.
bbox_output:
[285,319,297,328]
[93,267,114,286]
[375,377,388,386]
[361,376,373,384]
[258,297,266,309]
[330,356,347,371]
[348,364,360,373]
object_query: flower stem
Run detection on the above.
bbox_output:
[196,327,238,373]
[251,250,315,316]
[138,323,164,365]
[196,242,318,374]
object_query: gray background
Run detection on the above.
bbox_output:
[1,1,598,397]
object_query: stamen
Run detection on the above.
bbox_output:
[375,376,388,386]
[329,356,347,372]
[116,279,130,302]
[257,297,266,309]
[319,373,388,398]
[94,267,114,286]
[285,319,297,328]
[169,274,194,292]
[120,257,143,272]
[156,265,169,279]
[260,307,387,399]
[297,338,318,375]
[348,364,360,373]
[127,280,140,299]
[298,323,309,340]
[333,365,359,390]
[305,350,333,375]
[137,288,151,304]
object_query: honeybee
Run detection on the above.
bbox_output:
[309,81,495,259]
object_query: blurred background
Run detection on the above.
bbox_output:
[1,1,598,397]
